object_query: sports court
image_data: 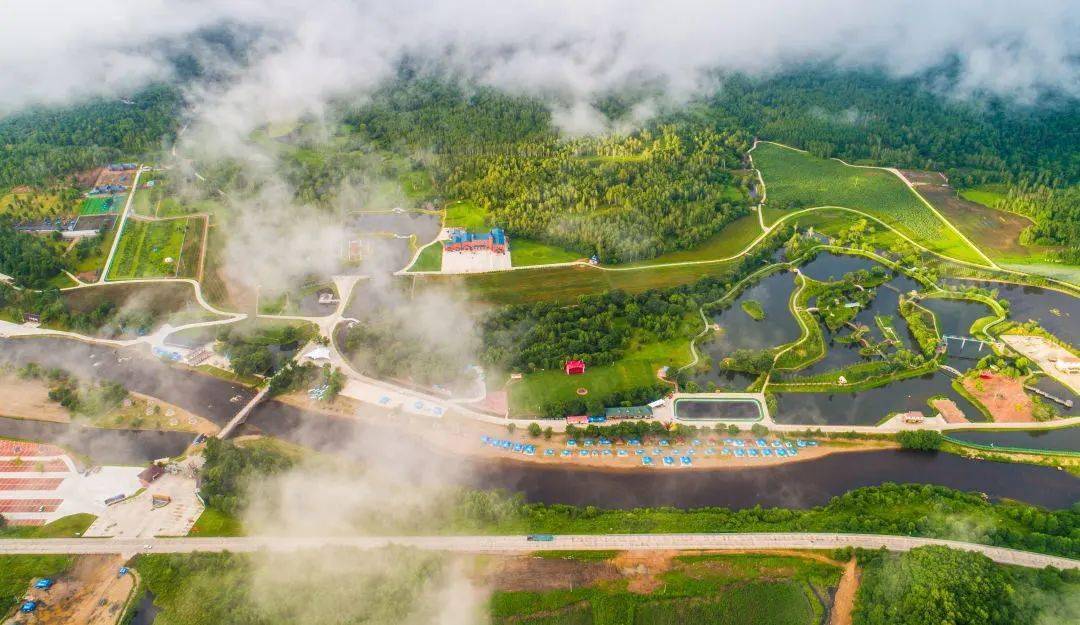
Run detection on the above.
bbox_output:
[80,195,122,216]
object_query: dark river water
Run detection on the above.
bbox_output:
[947,426,1080,453]
[240,401,1080,509]
[0,416,193,465]
[0,338,255,426]
[2,326,1078,510]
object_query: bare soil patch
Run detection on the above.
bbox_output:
[829,558,860,625]
[489,556,621,592]
[613,550,677,594]
[931,397,969,423]
[899,170,947,186]
[0,375,70,423]
[962,373,1034,423]
[14,555,134,625]
[916,184,1037,257]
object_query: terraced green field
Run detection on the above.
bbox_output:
[753,142,988,266]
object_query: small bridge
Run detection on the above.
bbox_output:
[217,387,270,439]
[942,335,999,352]
[939,365,963,378]
[1024,384,1075,408]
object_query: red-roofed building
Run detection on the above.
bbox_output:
[564,360,586,375]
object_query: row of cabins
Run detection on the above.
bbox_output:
[90,184,126,195]
[107,163,138,171]
[565,406,655,425]
[444,228,508,254]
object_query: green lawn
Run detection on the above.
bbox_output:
[754,142,988,265]
[444,200,488,229]
[107,218,190,279]
[416,257,740,306]
[131,188,158,216]
[959,184,1009,209]
[70,221,119,277]
[509,338,688,417]
[407,241,443,272]
[399,170,434,201]
[0,514,95,539]
[620,214,764,268]
[188,507,244,537]
[511,238,581,266]
[0,555,73,613]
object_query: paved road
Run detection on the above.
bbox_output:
[0,534,1075,569]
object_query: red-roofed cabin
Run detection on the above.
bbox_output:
[565,360,586,375]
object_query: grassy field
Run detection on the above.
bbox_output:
[491,552,839,625]
[0,514,95,539]
[511,238,581,266]
[959,184,1009,209]
[619,214,764,268]
[107,218,191,280]
[415,258,740,306]
[754,142,987,265]
[176,217,205,279]
[407,241,443,272]
[130,188,154,215]
[0,555,73,614]
[1,189,71,221]
[509,338,688,417]
[444,200,488,229]
[399,170,434,201]
[188,507,244,537]
[70,222,118,279]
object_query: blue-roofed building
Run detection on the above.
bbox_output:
[444,228,508,254]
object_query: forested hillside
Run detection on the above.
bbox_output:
[448,126,750,262]
[0,84,181,189]
[703,68,1080,187]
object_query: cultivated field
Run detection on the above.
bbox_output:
[753,143,987,265]
[107,218,193,280]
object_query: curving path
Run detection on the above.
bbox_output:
[0,533,1075,570]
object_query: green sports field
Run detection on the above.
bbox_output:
[80,194,122,215]
[753,142,988,266]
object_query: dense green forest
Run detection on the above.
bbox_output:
[0,224,64,286]
[200,437,295,516]
[448,126,750,261]
[703,68,1079,186]
[852,546,1079,625]
[0,85,181,189]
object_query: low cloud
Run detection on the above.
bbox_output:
[2,0,1077,128]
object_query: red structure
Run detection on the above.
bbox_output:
[565,360,586,375]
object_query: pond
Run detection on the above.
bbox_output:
[704,271,800,353]
[798,253,877,282]
[942,279,1079,345]
[773,372,984,426]
[946,426,1080,454]
[127,590,159,625]
[674,398,763,421]
[1027,376,1077,416]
